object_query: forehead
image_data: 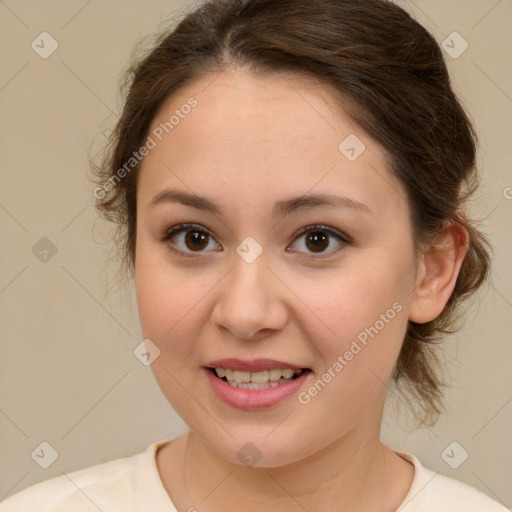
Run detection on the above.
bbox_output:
[138,68,406,219]
[149,67,361,149]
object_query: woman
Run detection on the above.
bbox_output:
[2,0,508,510]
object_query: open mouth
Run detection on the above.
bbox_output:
[206,367,312,390]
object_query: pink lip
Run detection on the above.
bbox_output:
[204,367,312,410]
[204,358,306,372]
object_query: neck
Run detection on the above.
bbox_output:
[163,423,412,511]
[188,432,383,508]
[156,393,415,511]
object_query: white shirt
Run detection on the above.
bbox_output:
[1,438,508,511]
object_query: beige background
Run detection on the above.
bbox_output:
[1,0,511,506]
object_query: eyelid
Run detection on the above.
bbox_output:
[290,224,349,243]
[160,222,215,241]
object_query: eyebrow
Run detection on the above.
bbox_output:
[146,189,372,218]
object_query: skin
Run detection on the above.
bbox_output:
[134,67,468,511]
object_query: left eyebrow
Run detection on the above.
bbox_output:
[146,189,373,217]
[273,193,372,219]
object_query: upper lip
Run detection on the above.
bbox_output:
[204,358,308,372]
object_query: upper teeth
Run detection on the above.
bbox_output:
[215,367,303,383]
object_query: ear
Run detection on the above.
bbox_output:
[409,212,469,324]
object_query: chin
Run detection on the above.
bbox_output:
[201,430,312,469]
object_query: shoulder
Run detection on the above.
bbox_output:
[0,445,149,512]
[421,472,509,511]
[396,451,509,512]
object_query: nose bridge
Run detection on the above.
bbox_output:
[212,246,288,339]
[227,247,269,307]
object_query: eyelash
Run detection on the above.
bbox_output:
[159,223,351,259]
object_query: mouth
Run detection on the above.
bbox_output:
[203,358,313,409]
[206,366,312,390]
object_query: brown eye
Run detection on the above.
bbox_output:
[304,231,329,252]
[288,225,349,257]
[184,230,210,251]
[161,223,221,256]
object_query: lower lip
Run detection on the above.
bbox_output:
[204,368,311,410]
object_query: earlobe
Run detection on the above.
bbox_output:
[409,219,469,324]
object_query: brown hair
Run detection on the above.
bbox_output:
[91,0,491,426]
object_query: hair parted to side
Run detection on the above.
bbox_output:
[90,0,492,426]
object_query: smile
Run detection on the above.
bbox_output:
[205,365,312,409]
[213,367,304,389]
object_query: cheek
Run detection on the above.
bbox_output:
[293,253,411,372]
[292,265,409,432]
[301,257,407,323]
[134,244,215,362]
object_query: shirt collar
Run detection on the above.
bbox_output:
[134,439,436,511]
[135,438,179,512]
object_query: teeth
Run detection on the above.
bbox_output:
[269,368,283,381]
[214,367,303,384]
[226,380,287,390]
[233,370,251,383]
[249,370,268,384]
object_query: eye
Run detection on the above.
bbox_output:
[160,223,221,257]
[160,223,350,259]
[287,225,350,257]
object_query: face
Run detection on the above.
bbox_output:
[135,67,420,467]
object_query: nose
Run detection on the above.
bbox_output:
[211,254,289,341]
